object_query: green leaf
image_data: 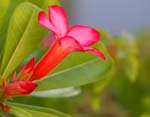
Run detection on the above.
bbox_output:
[0,0,23,58]
[0,111,16,117]
[0,2,47,79]
[0,0,60,61]
[30,87,81,98]
[0,0,10,27]
[23,109,59,117]
[9,102,71,117]
[10,106,32,117]
[36,43,112,91]
[27,0,60,8]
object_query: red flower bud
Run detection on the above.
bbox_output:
[3,81,38,97]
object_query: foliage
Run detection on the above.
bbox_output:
[0,0,112,116]
[0,0,148,116]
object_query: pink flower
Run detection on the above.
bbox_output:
[29,5,105,81]
[1,5,106,113]
[3,5,106,97]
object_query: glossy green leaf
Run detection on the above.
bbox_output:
[0,0,60,76]
[0,0,10,27]
[23,109,59,117]
[27,0,60,8]
[9,102,71,117]
[36,43,112,91]
[11,106,32,117]
[0,0,8,59]
[0,0,22,57]
[30,87,81,98]
[0,2,45,79]
[0,113,13,117]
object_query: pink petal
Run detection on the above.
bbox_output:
[38,11,56,33]
[84,47,106,60]
[48,5,69,37]
[59,36,84,51]
[67,25,100,46]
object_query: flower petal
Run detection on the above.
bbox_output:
[17,58,35,81]
[84,47,106,60]
[3,81,38,97]
[67,25,100,46]
[24,57,35,73]
[30,40,72,81]
[59,36,84,51]
[38,11,56,33]
[30,37,83,81]
[48,5,69,37]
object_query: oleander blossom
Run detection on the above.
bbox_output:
[29,5,106,81]
[2,5,106,99]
